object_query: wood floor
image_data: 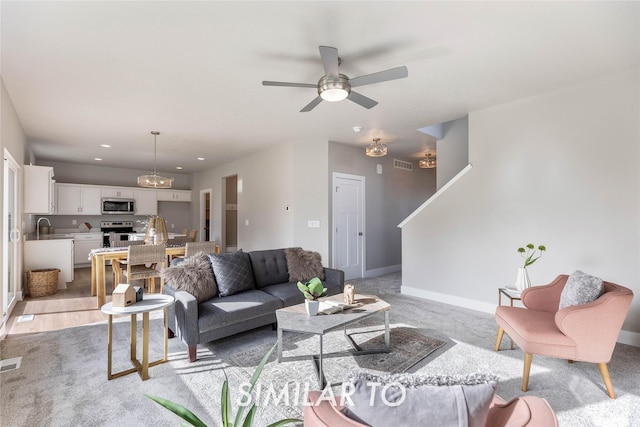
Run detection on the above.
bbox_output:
[4,266,113,338]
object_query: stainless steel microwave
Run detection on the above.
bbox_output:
[101,198,135,214]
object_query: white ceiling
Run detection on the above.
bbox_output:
[2,1,638,173]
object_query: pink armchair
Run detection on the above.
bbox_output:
[494,275,633,398]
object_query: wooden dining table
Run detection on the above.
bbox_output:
[90,246,186,308]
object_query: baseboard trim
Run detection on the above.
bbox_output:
[401,285,639,347]
[366,264,401,278]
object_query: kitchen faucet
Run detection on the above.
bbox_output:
[36,217,52,240]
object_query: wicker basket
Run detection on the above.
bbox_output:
[26,268,60,297]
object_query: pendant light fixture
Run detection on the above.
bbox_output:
[137,131,173,188]
[419,153,437,169]
[365,138,388,157]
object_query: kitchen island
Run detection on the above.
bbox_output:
[24,238,74,290]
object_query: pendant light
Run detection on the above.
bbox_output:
[137,131,174,188]
[419,153,436,169]
[365,138,388,157]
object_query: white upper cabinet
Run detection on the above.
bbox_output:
[101,188,134,199]
[56,183,102,215]
[24,165,55,214]
[157,190,192,202]
[134,189,158,216]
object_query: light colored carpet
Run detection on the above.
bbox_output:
[1,272,639,426]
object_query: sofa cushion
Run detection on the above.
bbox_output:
[559,270,604,309]
[160,252,217,303]
[343,371,498,427]
[209,250,255,297]
[248,249,290,288]
[285,247,325,282]
[197,289,282,331]
[261,282,306,306]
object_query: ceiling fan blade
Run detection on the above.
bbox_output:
[350,66,408,88]
[347,91,378,109]
[262,81,317,88]
[300,96,323,112]
[319,46,339,78]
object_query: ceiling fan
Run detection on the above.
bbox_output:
[262,46,408,112]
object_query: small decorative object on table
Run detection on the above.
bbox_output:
[112,284,136,307]
[297,277,327,316]
[133,285,143,302]
[513,243,546,292]
[344,283,355,304]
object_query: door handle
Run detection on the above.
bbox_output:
[358,232,363,236]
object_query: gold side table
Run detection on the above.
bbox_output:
[101,294,174,380]
[498,288,522,350]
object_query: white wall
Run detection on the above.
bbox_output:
[191,139,330,259]
[401,69,640,343]
[437,116,469,190]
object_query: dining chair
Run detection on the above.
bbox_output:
[110,239,144,288]
[119,244,167,293]
[189,229,198,242]
[185,241,219,257]
[181,228,189,236]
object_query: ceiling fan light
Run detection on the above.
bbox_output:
[365,138,388,157]
[318,74,351,102]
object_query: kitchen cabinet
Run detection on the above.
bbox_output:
[72,233,103,266]
[24,239,74,289]
[56,183,102,215]
[24,165,55,214]
[101,188,134,199]
[134,189,158,216]
[157,190,192,202]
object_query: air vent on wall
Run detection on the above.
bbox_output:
[393,159,413,171]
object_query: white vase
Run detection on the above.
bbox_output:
[305,300,319,316]
[514,267,532,292]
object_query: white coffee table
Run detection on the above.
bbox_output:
[276,293,391,388]
[101,294,174,380]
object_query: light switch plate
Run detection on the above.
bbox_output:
[308,220,320,228]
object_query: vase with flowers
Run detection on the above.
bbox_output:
[513,243,546,292]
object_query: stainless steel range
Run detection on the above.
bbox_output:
[100,221,134,247]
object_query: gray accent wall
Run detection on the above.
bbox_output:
[329,142,436,274]
[401,69,640,342]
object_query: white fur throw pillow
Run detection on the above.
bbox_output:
[161,252,217,303]
[559,270,604,309]
[285,247,325,282]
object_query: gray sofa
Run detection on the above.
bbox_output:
[163,248,344,362]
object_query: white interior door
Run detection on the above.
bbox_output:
[3,150,21,325]
[332,173,365,280]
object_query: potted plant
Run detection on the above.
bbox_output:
[297,277,327,316]
[145,343,300,427]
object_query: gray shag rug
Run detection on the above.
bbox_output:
[1,272,639,426]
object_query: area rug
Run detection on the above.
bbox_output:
[223,318,445,419]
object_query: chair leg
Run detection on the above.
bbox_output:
[598,363,616,399]
[494,326,505,351]
[522,353,533,392]
[188,345,197,363]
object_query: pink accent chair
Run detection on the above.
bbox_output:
[304,391,558,427]
[495,275,633,399]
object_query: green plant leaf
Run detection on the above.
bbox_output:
[266,419,304,427]
[241,405,257,427]
[221,377,230,427]
[144,394,208,427]
[233,343,277,427]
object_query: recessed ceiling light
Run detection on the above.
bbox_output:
[100,144,111,148]
[94,157,102,161]
[353,126,362,132]
[197,157,205,161]
[176,166,183,170]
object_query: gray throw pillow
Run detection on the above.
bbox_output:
[559,270,604,309]
[284,247,325,282]
[343,371,498,427]
[209,250,255,297]
[160,252,217,303]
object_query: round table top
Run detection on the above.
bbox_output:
[101,294,174,315]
